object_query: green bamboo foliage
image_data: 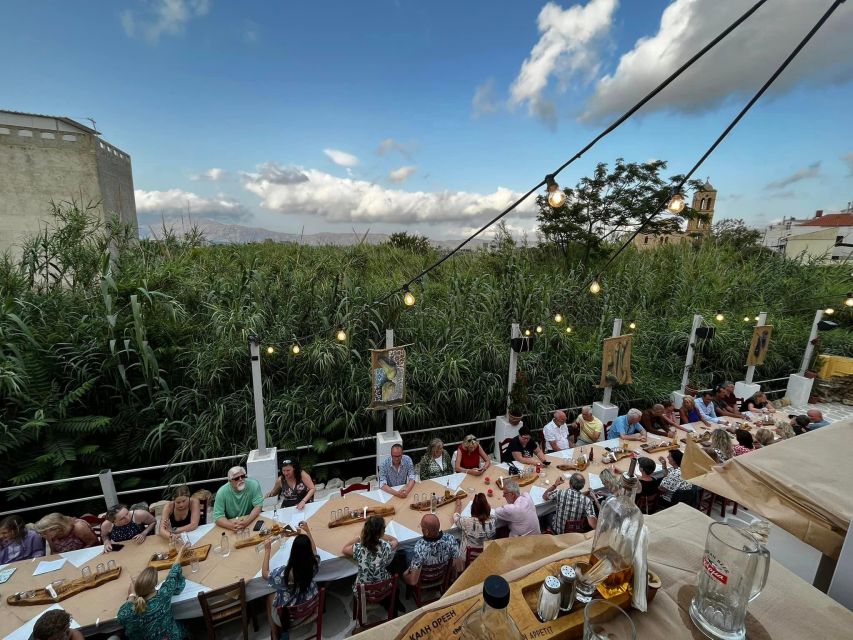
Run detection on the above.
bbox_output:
[0,202,850,504]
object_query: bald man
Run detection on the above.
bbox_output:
[543,410,571,452]
[403,514,458,585]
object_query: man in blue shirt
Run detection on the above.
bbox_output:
[379,443,416,498]
[696,390,724,424]
[608,408,647,441]
[807,409,830,429]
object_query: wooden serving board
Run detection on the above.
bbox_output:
[147,544,211,570]
[410,490,467,511]
[7,567,122,606]
[395,555,643,640]
[328,505,395,528]
[601,449,633,463]
[639,441,680,454]
[234,525,299,549]
[496,472,538,489]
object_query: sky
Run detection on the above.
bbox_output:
[3,0,853,240]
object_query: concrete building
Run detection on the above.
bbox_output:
[0,110,137,255]
[761,209,853,263]
[634,179,716,250]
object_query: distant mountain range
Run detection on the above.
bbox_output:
[137,216,488,249]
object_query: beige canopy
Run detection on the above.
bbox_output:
[682,418,852,559]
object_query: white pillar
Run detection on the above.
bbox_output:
[247,337,277,494]
[681,314,703,393]
[506,323,521,413]
[799,310,824,375]
[385,329,394,435]
[248,338,267,454]
[744,311,767,384]
[495,323,522,459]
[99,469,118,509]
[593,318,622,426]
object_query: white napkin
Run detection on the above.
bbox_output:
[596,438,622,449]
[359,489,393,504]
[384,521,421,543]
[438,472,467,492]
[157,577,210,603]
[528,485,548,505]
[588,473,604,491]
[183,523,215,546]
[32,558,66,576]
[4,604,79,640]
[59,546,103,568]
[547,448,576,460]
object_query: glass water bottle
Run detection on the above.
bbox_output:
[460,575,523,639]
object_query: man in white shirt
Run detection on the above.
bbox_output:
[494,479,540,537]
[542,410,570,452]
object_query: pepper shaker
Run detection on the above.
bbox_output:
[558,564,577,612]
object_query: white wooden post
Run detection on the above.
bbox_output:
[744,311,767,384]
[385,329,394,435]
[681,314,704,394]
[249,338,267,453]
[99,469,118,509]
[593,318,622,427]
[506,322,521,412]
[601,318,623,406]
[799,310,824,375]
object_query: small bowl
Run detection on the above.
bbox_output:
[646,570,662,605]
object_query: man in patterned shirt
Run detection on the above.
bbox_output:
[543,473,597,533]
[658,449,694,503]
[379,443,416,498]
[402,514,458,585]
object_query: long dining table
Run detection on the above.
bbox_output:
[0,416,755,638]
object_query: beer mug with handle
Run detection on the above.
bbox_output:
[689,522,770,640]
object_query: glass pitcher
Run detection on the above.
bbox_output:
[689,522,770,640]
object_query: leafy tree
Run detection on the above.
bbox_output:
[385,232,433,253]
[536,158,705,264]
[712,218,762,249]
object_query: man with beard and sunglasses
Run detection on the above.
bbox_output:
[213,466,264,531]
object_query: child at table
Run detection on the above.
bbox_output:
[0,515,45,563]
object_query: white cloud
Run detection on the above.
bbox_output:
[510,0,618,124]
[121,0,211,43]
[242,164,532,224]
[323,148,360,167]
[135,188,250,221]
[472,79,500,118]
[582,0,853,121]
[191,167,228,181]
[243,20,259,43]
[765,162,821,190]
[388,166,417,183]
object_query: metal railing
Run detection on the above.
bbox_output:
[2,376,792,517]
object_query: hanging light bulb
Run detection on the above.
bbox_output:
[535,325,543,334]
[402,287,416,307]
[291,344,301,355]
[565,326,572,334]
[845,292,853,307]
[754,316,760,322]
[628,321,636,330]
[554,313,563,323]
[545,174,567,208]
[336,329,347,342]
[666,193,686,214]
[524,328,531,337]
[266,346,275,355]
[743,316,750,322]
[824,307,835,315]
[715,311,725,322]
[589,279,601,294]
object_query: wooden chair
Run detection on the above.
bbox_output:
[353,575,398,630]
[636,494,659,515]
[79,514,102,544]
[498,438,512,461]
[465,546,483,567]
[408,561,453,607]
[275,587,325,640]
[197,579,257,639]
[699,489,739,517]
[341,482,370,496]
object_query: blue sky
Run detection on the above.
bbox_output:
[3,0,852,239]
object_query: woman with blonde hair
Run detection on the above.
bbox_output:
[754,428,775,447]
[32,513,98,552]
[117,543,188,639]
[418,438,452,481]
[454,435,491,475]
[706,427,734,463]
[158,485,201,539]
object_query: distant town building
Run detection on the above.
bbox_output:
[761,208,852,263]
[0,109,137,255]
[633,179,716,250]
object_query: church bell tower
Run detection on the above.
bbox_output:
[687,178,716,235]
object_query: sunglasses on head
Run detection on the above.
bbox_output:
[231,474,247,481]
[281,459,293,466]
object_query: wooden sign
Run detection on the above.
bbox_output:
[600,335,633,387]
[746,325,772,366]
[370,347,407,408]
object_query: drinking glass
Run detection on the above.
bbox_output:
[95,563,105,576]
[191,556,200,573]
[331,510,337,522]
[107,560,116,572]
[689,522,769,640]
[336,509,343,521]
[573,562,597,604]
[583,599,637,640]
[81,566,92,580]
[344,507,351,519]
[413,493,420,505]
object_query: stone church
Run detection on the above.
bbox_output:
[633,179,716,250]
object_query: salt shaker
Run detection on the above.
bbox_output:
[536,576,562,622]
[558,565,577,612]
